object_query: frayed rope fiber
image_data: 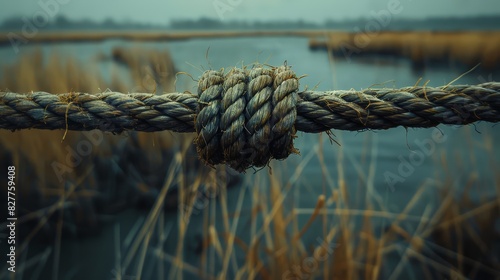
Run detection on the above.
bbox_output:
[1,64,500,171]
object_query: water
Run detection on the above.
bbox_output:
[1,36,499,279]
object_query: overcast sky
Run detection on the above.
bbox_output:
[1,0,499,24]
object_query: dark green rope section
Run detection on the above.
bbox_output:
[1,65,499,171]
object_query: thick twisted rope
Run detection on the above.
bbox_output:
[195,65,299,170]
[1,65,500,171]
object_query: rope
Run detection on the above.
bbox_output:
[1,65,499,171]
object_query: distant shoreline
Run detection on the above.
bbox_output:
[0,30,328,46]
[1,29,498,44]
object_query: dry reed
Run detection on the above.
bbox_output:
[309,31,500,70]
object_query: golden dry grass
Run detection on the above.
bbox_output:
[1,49,106,94]
[111,47,176,93]
[176,140,500,280]
[310,31,500,69]
[0,47,191,231]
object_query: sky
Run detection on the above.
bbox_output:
[1,0,500,25]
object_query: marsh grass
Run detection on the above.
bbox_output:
[309,31,500,70]
[158,131,499,280]
[0,46,499,280]
[0,47,206,277]
[110,47,176,93]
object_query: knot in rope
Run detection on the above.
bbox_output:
[195,64,299,171]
